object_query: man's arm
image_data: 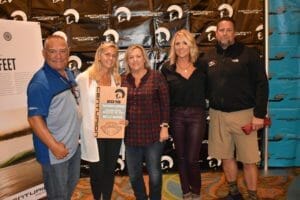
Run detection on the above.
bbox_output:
[248,48,269,130]
[28,116,69,159]
[249,47,269,118]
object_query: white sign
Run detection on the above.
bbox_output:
[0,19,43,135]
[0,19,43,111]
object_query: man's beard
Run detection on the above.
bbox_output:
[218,39,234,49]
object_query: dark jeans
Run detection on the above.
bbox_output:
[89,139,122,200]
[171,107,206,195]
[42,146,81,200]
[126,141,165,200]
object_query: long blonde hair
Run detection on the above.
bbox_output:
[168,29,199,65]
[88,42,121,86]
[124,44,151,75]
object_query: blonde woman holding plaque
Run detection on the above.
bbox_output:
[76,42,122,200]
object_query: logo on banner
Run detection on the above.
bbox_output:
[167,5,183,21]
[0,0,12,4]
[64,9,79,24]
[68,55,82,77]
[205,26,217,41]
[10,10,27,21]
[115,7,131,23]
[155,27,171,44]
[115,158,125,173]
[161,155,174,170]
[255,24,263,40]
[103,29,119,43]
[218,3,233,18]
[53,31,68,42]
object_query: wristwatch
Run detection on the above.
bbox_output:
[160,123,170,128]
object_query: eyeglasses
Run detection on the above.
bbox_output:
[45,48,69,55]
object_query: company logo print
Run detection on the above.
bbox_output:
[161,155,174,170]
[115,89,125,99]
[10,10,27,21]
[103,29,119,43]
[115,158,125,172]
[0,0,12,4]
[64,9,79,24]
[207,156,222,168]
[3,32,12,41]
[205,26,216,41]
[53,31,68,42]
[218,3,233,18]
[115,7,131,23]
[256,24,264,40]
[68,55,82,71]
[155,27,171,44]
[208,60,216,67]
[167,5,183,21]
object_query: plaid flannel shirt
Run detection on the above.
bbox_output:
[122,69,170,146]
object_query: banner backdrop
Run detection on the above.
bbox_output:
[0,0,277,199]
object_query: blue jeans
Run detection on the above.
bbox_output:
[41,146,81,200]
[126,141,165,200]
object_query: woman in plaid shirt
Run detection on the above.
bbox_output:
[122,44,170,200]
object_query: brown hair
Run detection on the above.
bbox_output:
[216,17,236,30]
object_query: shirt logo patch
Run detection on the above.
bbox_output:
[232,58,239,63]
[208,60,216,67]
[29,107,38,110]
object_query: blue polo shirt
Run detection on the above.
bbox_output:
[27,63,81,165]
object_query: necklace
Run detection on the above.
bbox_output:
[177,62,191,73]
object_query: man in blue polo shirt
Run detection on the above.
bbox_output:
[27,35,81,200]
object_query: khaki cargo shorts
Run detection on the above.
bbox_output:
[208,108,260,164]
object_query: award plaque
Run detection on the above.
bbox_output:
[94,86,127,138]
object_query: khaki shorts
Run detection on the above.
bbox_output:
[208,108,260,164]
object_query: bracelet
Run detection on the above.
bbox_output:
[160,123,170,128]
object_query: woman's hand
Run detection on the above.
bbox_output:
[159,127,169,142]
[119,120,129,127]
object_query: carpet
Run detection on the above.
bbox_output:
[71,171,297,200]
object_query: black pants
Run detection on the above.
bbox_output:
[88,139,122,200]
[170,107,206,195]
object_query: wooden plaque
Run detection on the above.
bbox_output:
[94,86,127,138]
